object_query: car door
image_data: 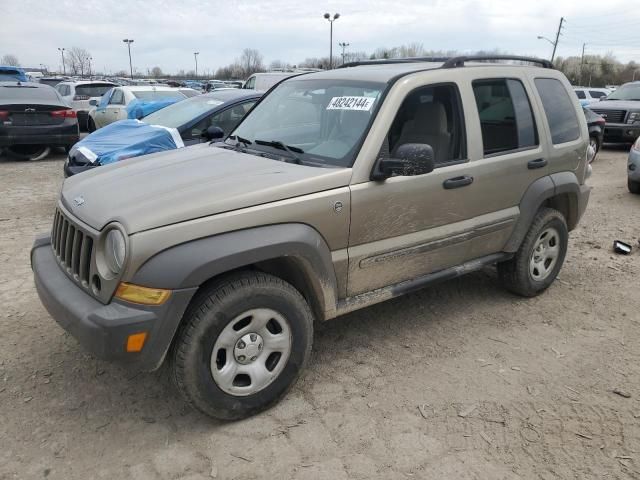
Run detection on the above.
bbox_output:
[102,88,125,126]
[347,75,547,297]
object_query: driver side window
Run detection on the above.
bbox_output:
[109,89,124,105]
[378,84,466,167]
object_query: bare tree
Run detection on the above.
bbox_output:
[239,48,265,77]
[1,54,20,66]
[151,66,163,77]
[64,47,92,77]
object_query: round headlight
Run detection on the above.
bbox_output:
[104,229,126,275]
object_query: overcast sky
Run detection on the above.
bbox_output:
[3,0,640,75]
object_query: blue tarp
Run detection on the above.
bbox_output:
[0,66,28,82]
[69,119,184,166]
[126,97,182,119]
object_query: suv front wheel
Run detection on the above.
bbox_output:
[498,208,568,297]
[171,271,314,420]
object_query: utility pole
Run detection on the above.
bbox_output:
[551,17,564,63]
[58,48,66,75]
[123,39,134,79]
[194,52,199,78]
[579,43,586,86]
[339,42,350,65]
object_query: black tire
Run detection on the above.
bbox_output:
[629,178,640,194]
[498,208,568,297]
[5,145,51,161]
[171,271,314,420]
[87,117,96,132]
[589,135,600,163]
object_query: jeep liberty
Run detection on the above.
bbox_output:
[32,56,592,419]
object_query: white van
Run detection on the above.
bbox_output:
[243,72,304,92]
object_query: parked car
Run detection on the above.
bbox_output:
[64,89,261,176]
[87,86,187,130]
[574,87,611,105]
[243,72,304,91]
[32,56,591,420]
[55,80,117,131]
[0,66,28,82]
[628,136,640,194]
[583,106,605,161]
[205,80,228,92]
[589,81,640,144]
[0,81,79,161]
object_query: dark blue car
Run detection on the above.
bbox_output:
[64,89,261,176]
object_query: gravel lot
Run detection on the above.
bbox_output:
[1,146,639,480]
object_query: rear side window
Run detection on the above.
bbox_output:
[110,89,124,104]
[472,79,538,156]
[589,90,606,98]
[575,90,586,99]
[535,78,581,145]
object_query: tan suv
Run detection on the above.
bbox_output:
[32,56,592,420]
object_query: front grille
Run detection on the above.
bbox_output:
[51,209,94,289]
[590,109,627,124]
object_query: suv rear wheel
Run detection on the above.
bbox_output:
[629,178,640,194]
[171,271,314,420]
[498,208,568,297]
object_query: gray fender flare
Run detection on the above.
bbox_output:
[131,223,339,320]
[503,173,582,253]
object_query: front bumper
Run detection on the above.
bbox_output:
[31,235,196,371]
[604,124,640,143]
[629,148,640,182]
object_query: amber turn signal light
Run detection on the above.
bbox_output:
[126,332,148,353]
[115,283,171,305]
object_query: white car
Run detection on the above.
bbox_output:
[55,80,117,130]
[87,86,187,130]
[574,87,612,104]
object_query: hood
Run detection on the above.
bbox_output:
[588,100,640,110]
[70,119,181,166]
[61,143,352,233]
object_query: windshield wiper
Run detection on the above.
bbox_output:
[227,134,252,148]
[254,139,304,164]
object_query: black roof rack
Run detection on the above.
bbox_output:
[339,55,553,70]
[441,55,553,69]
[339,57,451,68]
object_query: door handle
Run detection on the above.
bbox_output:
[443,175,474,189]
[527,158,547,169]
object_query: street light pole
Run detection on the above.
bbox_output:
[57,48,65,75]
[123,39,134,79]
[579,43,587,86]
[89,57,93,77]
[339,42,350,65]
[323,13,340,69]
[194,52,199,78]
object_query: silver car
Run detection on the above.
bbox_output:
[629,137,640,193]
[55,80,116,131]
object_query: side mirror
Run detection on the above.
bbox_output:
[89,99,98,106]
[599,96,606,101]
[134,107,144,120]
[202,125,224,140]
[372,143,435,180]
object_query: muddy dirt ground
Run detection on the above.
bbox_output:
[1,146,639,480]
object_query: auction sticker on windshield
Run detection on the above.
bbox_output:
[327,96,375,111]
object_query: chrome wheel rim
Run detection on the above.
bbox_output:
[529,227,560,281]
[211,308,292,396]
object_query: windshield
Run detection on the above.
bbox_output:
[605,83,640,101]
[75,83,115,97]
[132,90,185,101]
[143,95,224,127]
[227,78,385,167]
